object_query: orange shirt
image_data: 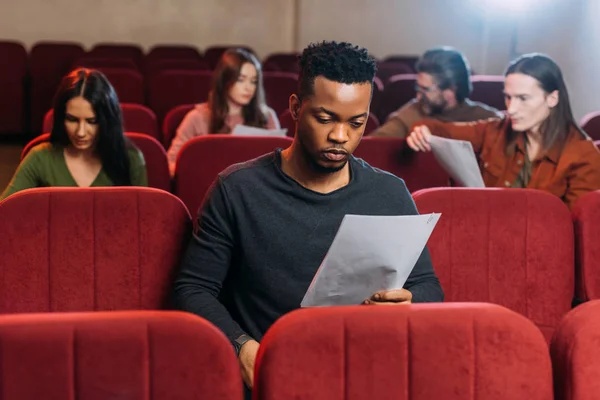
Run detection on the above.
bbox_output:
[418,117,600,209]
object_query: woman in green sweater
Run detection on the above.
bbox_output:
[1,68,148,200]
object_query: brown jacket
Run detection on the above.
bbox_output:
[371,99,501,138]
[419,116,600,209]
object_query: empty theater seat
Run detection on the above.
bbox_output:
[353,137,449,192]
[377,74,417,123]
[581,111,600,141]
[96,67,145,104]
[30,42,85,134]
[0,41,27,136]
[571,190,600,302]
[88,43,145,69]
[255,303,552,400]
[0,187,190,313]
[147,70,212,125]
[43,103,160,140]
[0,311,241,400]
[21,132,170,192]
[263,72,298,117]
[551,300,600,400]
[413,187,574,341]
[470,75,505,110]
[174,135,292,218]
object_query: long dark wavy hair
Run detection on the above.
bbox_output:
[505,53,585,152]
[208,48,268,133]
[50,68,134,185]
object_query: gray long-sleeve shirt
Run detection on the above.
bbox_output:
[174,149,444,344]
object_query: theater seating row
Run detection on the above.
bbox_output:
[0,40,514,137]
[1,186,600,336]
[21,134,451,217]
[0,299,598,398]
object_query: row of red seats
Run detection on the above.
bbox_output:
[1,301,598,399]
[0,39,505,136]
[21,134,450,217]
[1,186,600,338]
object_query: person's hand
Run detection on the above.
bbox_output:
[363,288,413,305]
[407,125,433,152]
[238,339,260,389]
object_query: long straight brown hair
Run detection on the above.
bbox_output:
[504,53,586,152]
[208,48,268,133]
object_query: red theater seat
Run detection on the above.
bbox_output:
[0,187,190,313]
[96,67,145,104]
[262,52,300,73]
[571,190,600,302]
[30,42,85,134]
[255,303,552,400]
[0,41,27,135]
[162,104,194,148]
[470,75,505,111]
[174,135,292,218]
[146,45,202,63]
[580,111,600,141]
[0,311,241,400]
[378,73,417,123]
[413,187,574,341]
[263,72,298,117]
[353,137,449,192]
[551,300,600,400]
[21,133,170,192]
[88,43,144,69]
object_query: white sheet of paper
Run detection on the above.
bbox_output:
[429,135,485,187]
[300,213,441,307]
[232,125,288,137]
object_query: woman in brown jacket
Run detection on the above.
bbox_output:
[407,53,600,209]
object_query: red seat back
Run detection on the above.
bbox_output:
[174,135,292,218]
[88,43,144,69]
[413,187,574,341]
[378,73,417,123]
[262,53,300,73]
[0,187,190,313]
[581,111,600,141]
[551,300,600,400]
[30,42,85,134]
[162,104,195,148]
[353,137,449,192]
[571,190,600,302]
[74,56,138,71]
[0,41,27,135]
[21,133,169,191]
[263,72,298,117]
[96,67,144,104]
[256,303,552,400]
[146,45,202,63]
[147,70,212,126]
[0,311,241,399]
[470,75,505,111]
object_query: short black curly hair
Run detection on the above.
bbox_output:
[297,41,377,100]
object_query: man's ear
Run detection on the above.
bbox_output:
[289,94,301,120]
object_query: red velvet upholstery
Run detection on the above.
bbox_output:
[413,188,574,341]
[471,75,505,111]
[145,59,210,77]
[30,42,85,134]
[376,61,415,84]
[96,67,145,104]
[162,104,195,148]
[0,311,241,399]
[146,45,202,63]
[74,56,138,71]
[262,53,300,73]
[0,187,191,313]
[278,109,380,137]
[353,137,449,192]
[88,43,145,69]
[0,41,27,135]
[174,135,292,218]
[21,133,170,192]
[262,72,298,117]
[43,103,159,140]
[377,73,417,123]
[580,111,600,141]
[551,300,600,400]
[255,303,552,400]
[147,70,212,126]
[571,190,600,302]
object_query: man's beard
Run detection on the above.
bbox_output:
[420,97,447,116]
[299,136,348,174]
